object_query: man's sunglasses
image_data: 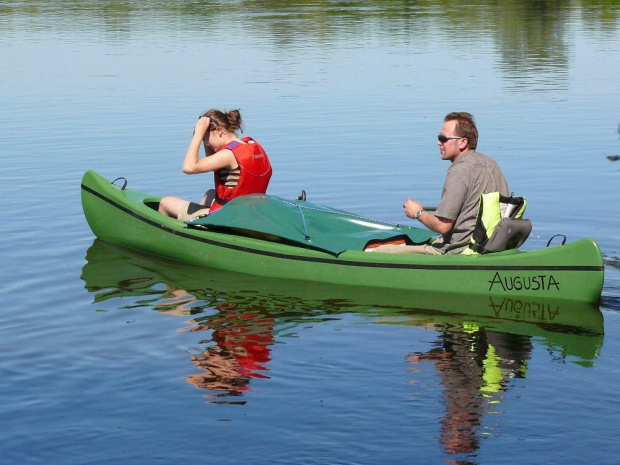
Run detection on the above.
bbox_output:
[437,134,463,143]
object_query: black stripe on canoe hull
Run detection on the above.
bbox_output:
[81,184,604,273]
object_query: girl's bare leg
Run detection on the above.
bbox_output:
[158,196,188,218]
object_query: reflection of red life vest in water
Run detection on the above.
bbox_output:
[211,137,272,212]
[216,310,274,380]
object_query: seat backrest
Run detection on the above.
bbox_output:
[465,192,531,255]
[481,218,532,253]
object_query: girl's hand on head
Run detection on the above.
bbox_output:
[194,116,211,139]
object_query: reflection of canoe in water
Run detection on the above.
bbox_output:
[81,170,604,302]
[81,240,604,362]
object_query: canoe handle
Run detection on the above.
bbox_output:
[546,234,567,247]
[111,177,128,190]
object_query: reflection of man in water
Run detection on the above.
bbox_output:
[157,287,274,402]
[407,325,532,456]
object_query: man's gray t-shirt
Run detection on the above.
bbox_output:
[433,150,508,254]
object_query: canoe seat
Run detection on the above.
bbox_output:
[477,217,532,253]
[467,192,531,255]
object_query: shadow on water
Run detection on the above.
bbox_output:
[601,257,620,311]
[81,240,604,457]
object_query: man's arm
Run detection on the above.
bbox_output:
[403,198,454,235]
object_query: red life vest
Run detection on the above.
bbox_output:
[210,137,272,212]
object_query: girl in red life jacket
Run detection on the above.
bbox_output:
[158,109,272,221]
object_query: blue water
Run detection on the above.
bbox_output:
[2,2,620,464]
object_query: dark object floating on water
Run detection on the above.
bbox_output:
[607,155,620,161]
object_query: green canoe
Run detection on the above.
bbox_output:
[81,170,605,303]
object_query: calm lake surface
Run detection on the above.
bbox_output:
[2,1,620,464]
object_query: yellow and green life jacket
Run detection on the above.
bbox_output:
[463,192,531,255]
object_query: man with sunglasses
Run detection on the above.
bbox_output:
[375,112,508,255]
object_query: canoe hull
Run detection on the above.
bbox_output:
[81,170,605,302]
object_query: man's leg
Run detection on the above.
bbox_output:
[372,244,443,255]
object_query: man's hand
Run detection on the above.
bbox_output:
[403,198,423,220]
